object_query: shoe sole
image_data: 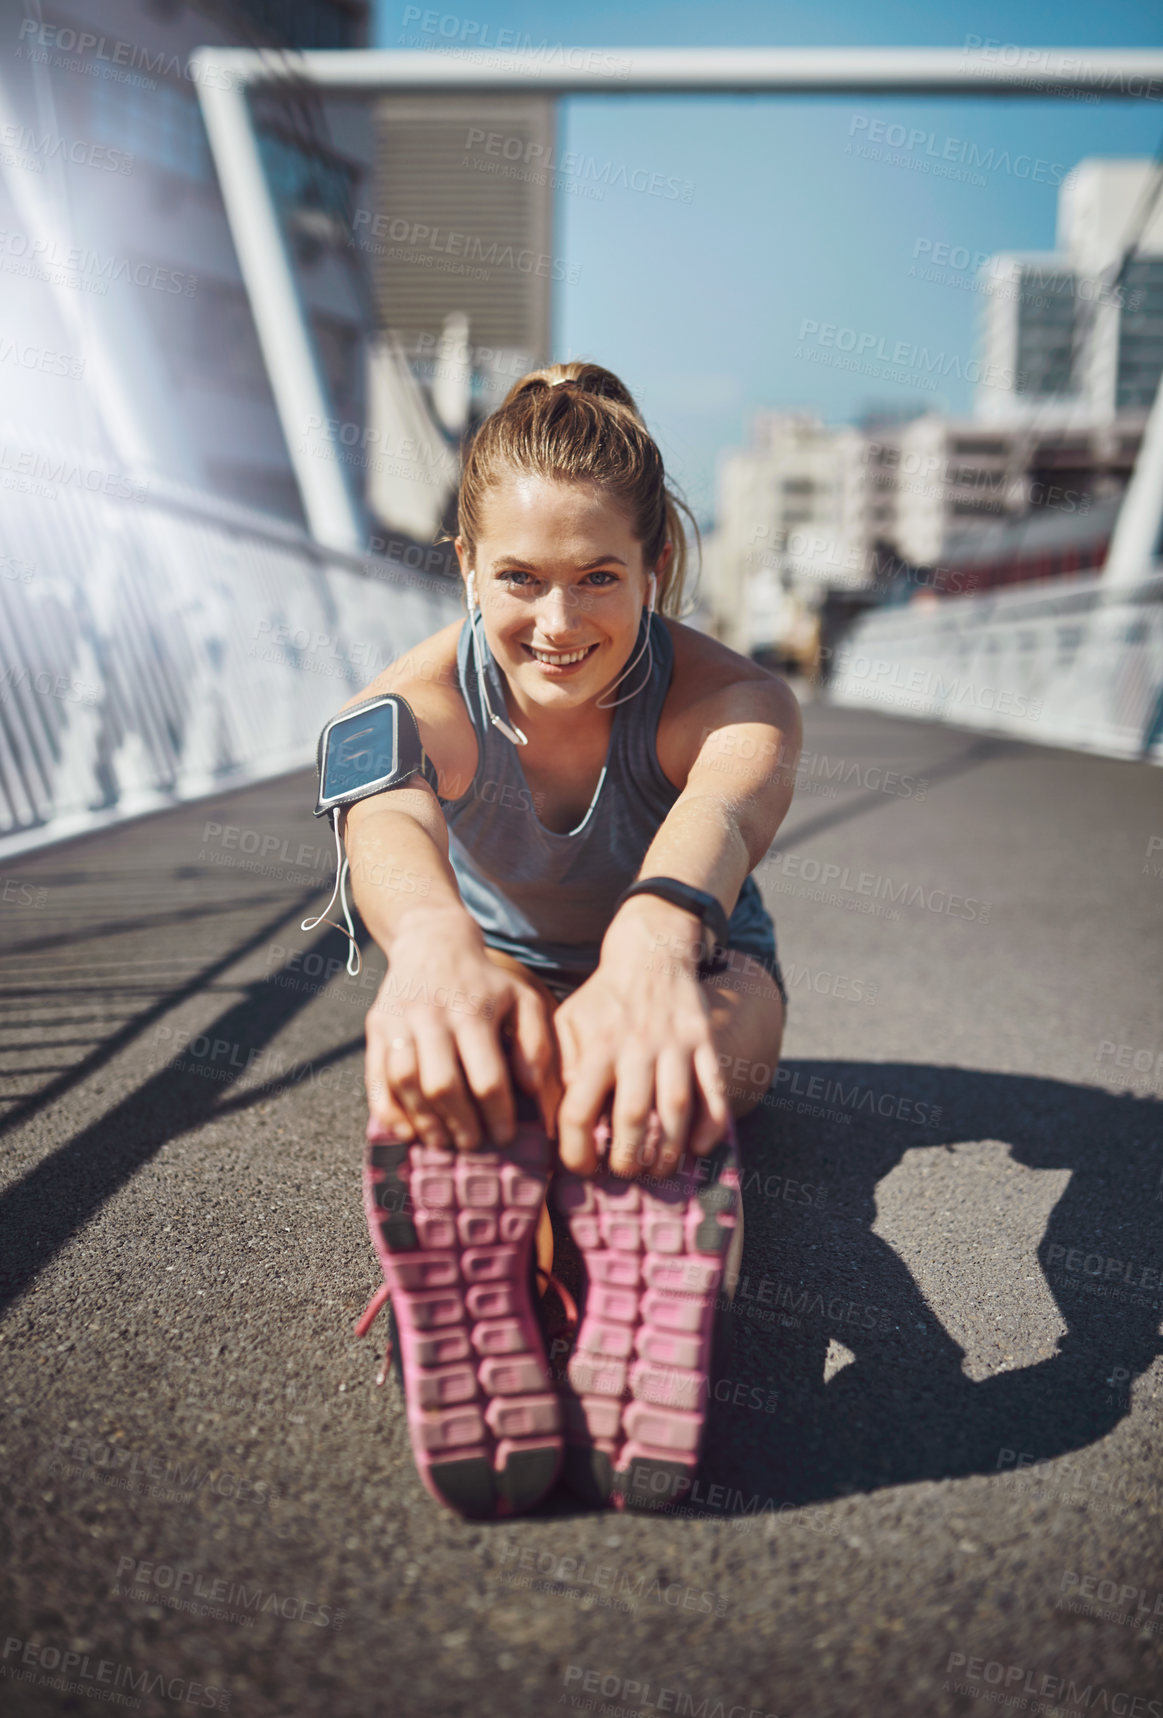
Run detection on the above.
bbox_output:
[363,1122,563,1519]
[552,1121,741,1512]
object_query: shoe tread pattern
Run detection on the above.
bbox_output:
[553,1138,739,1512]
[363,1127,562,1518]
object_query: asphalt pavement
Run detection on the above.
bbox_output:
[1,699,1162,1718]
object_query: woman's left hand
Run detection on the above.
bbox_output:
[551,898,730,1177]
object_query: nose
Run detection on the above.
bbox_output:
[533,584,584,640]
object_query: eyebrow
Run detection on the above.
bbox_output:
[493,555,628,571]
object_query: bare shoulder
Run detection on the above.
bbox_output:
[656,617,801,789]
[330,615,478,798]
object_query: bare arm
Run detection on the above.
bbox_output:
[330,645,561,1148]
[554,674,801,1174]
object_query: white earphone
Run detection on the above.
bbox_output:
[466,570,528,746]
[595,571,656,710]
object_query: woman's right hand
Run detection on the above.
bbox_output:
[364,907,562,1150]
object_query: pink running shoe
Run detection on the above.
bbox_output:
[551,1118,743,1512]
[359,1110,563,1519]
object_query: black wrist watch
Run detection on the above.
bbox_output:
[613,876,731,978]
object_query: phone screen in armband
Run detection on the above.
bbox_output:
[320,702,399,805]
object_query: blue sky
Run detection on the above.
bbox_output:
[373,1,1163,522]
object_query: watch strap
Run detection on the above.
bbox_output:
[613,876,731,976]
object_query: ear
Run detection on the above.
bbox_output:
[453,537,474,602]
[653,540,674,605]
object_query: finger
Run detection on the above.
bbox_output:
[554,1000,583,1088]
[386,1026,449,1149]
[411,1015,481,1151]
[689,1038,731,1157]
[609,1053,656,1178]
[651,1043,695,1175]
[454,1016,516,1147]
[557,1058,612,1175]
[365,1006,406,1131]
[365,1073,412,1143]
[511,988,562,1137]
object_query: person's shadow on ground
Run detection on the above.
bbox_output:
[699,1061,1163,1510]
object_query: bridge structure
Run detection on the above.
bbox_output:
[3,44,1163,862]
[0,40,1161,1718]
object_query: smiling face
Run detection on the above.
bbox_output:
[456,473,670,728]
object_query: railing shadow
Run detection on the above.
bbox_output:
[700,1061,1163,1510]
[0,920,370,1316]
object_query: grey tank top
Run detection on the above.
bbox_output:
[438,608,775,984]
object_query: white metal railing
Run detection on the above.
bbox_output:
[826,569,1163,762]
[0,432,461,856]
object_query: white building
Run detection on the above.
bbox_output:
[977,157,1163,425]
[705,413,878,659]
[889,417,1022,568]
[975,254,1088,426]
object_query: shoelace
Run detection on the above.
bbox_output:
[355,1269,579,1389]
[354,1284,395,1385]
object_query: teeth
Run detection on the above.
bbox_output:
[529,644,593,666]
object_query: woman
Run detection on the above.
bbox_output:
[335,362,800,1518]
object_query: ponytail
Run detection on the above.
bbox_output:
[445,360,699,617]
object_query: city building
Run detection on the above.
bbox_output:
[887,412,1145,571]
[704,413,881,664]
[0,0,470,542]
[975,254,1088,425]
[977,157,1163,424]
[369,93,556,426]
[704,156,1161,651]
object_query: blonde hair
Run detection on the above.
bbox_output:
[446,360,700,617]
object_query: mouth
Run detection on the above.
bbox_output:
[520,641,599,670]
